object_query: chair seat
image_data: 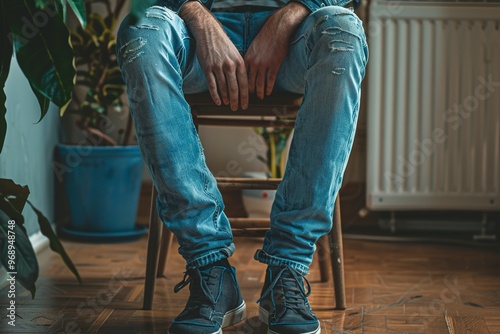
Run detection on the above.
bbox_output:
[187,93,301,127]
[186,93,303,116]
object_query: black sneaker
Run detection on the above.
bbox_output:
[168,259,246,334]
[258,265,320,334]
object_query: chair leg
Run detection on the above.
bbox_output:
[157,226,173,278]
[143,186,161,310]
[329,195,346,310]
[317,235,331,282]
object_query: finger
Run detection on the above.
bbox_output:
[205,71,221,106]
[256,67,267,100]
[237,63,249,110]
[225,68,239,112]
[245,53,257,94]
[247,64,257,95]
[266,67,278,96]
[214,68,229,105]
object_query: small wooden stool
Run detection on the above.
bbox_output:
[142,93,346,311]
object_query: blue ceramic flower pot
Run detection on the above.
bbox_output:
[56,145,143,234]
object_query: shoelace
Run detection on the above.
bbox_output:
[257,266,312,311]
[174,268,218,306]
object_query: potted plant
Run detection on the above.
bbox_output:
[242,118,294,218]
[0,0,88,297]
[55,0,146,241]
[0,0,154,297]
[255,125,294,179]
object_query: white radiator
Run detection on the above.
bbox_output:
[366,0,500,211]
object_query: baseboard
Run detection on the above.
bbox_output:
[29,231,50,254]
[0,231,49,290]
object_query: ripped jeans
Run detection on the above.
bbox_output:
[117,5,368,275]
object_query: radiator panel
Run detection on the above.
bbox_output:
[366,2,500,210]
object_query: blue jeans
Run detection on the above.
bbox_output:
[117,5,368,275]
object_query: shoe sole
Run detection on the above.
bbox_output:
[168,301,246,334]
[259,306,321,334]
[222,301,247,329]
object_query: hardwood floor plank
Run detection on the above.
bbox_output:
[385,316,427,333]
[445,315,491,334]
[363,314,388,333]
[328,307,364,333]
[88,308,114,332]
[484,317,500,333]
[445,304,500,317]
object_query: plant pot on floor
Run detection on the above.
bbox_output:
[55,144,147,241]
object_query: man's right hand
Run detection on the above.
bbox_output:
[180,1,248,111]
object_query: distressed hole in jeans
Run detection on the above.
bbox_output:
[322,26,362,41]
[134,24,159,30]
[120,37,147,64]
[145,7,172,20]
[328,39,354,52]
[332,68,346,75]
[127,51,145,64]
[313,15,329,32]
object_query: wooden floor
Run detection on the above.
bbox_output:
[2,231,500,333]
[4,183,500,333]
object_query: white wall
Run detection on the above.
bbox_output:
[200,126,268,177]
[0,58,60,235]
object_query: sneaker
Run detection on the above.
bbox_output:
[168,259,246,334]
[257,265,320,334]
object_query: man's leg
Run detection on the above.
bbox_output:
[253,6,368,334]
[117,6,233,269]
[117,6,245,333]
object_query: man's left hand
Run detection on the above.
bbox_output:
[244,1,310,99]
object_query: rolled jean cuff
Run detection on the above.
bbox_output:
[186,243,235,270]
[254,249,309,275]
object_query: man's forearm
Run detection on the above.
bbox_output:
[179,1,221,38]
[283,1,311,22]
[261,1,310,45]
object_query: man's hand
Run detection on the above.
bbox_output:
[244,2,310,99]
[180,1,248,110]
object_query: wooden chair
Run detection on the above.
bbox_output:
[143,93,346,311]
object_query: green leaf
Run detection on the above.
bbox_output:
[3,0,76,110]
[27,201,82,284]
[0,178,30,215]
[30,83,51,123]
[0,209,38,299]
[33,0,66,28]
[129,0,156,23]
[67,0,87,27]
[0,1,13,154]
[35,0,46,7]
